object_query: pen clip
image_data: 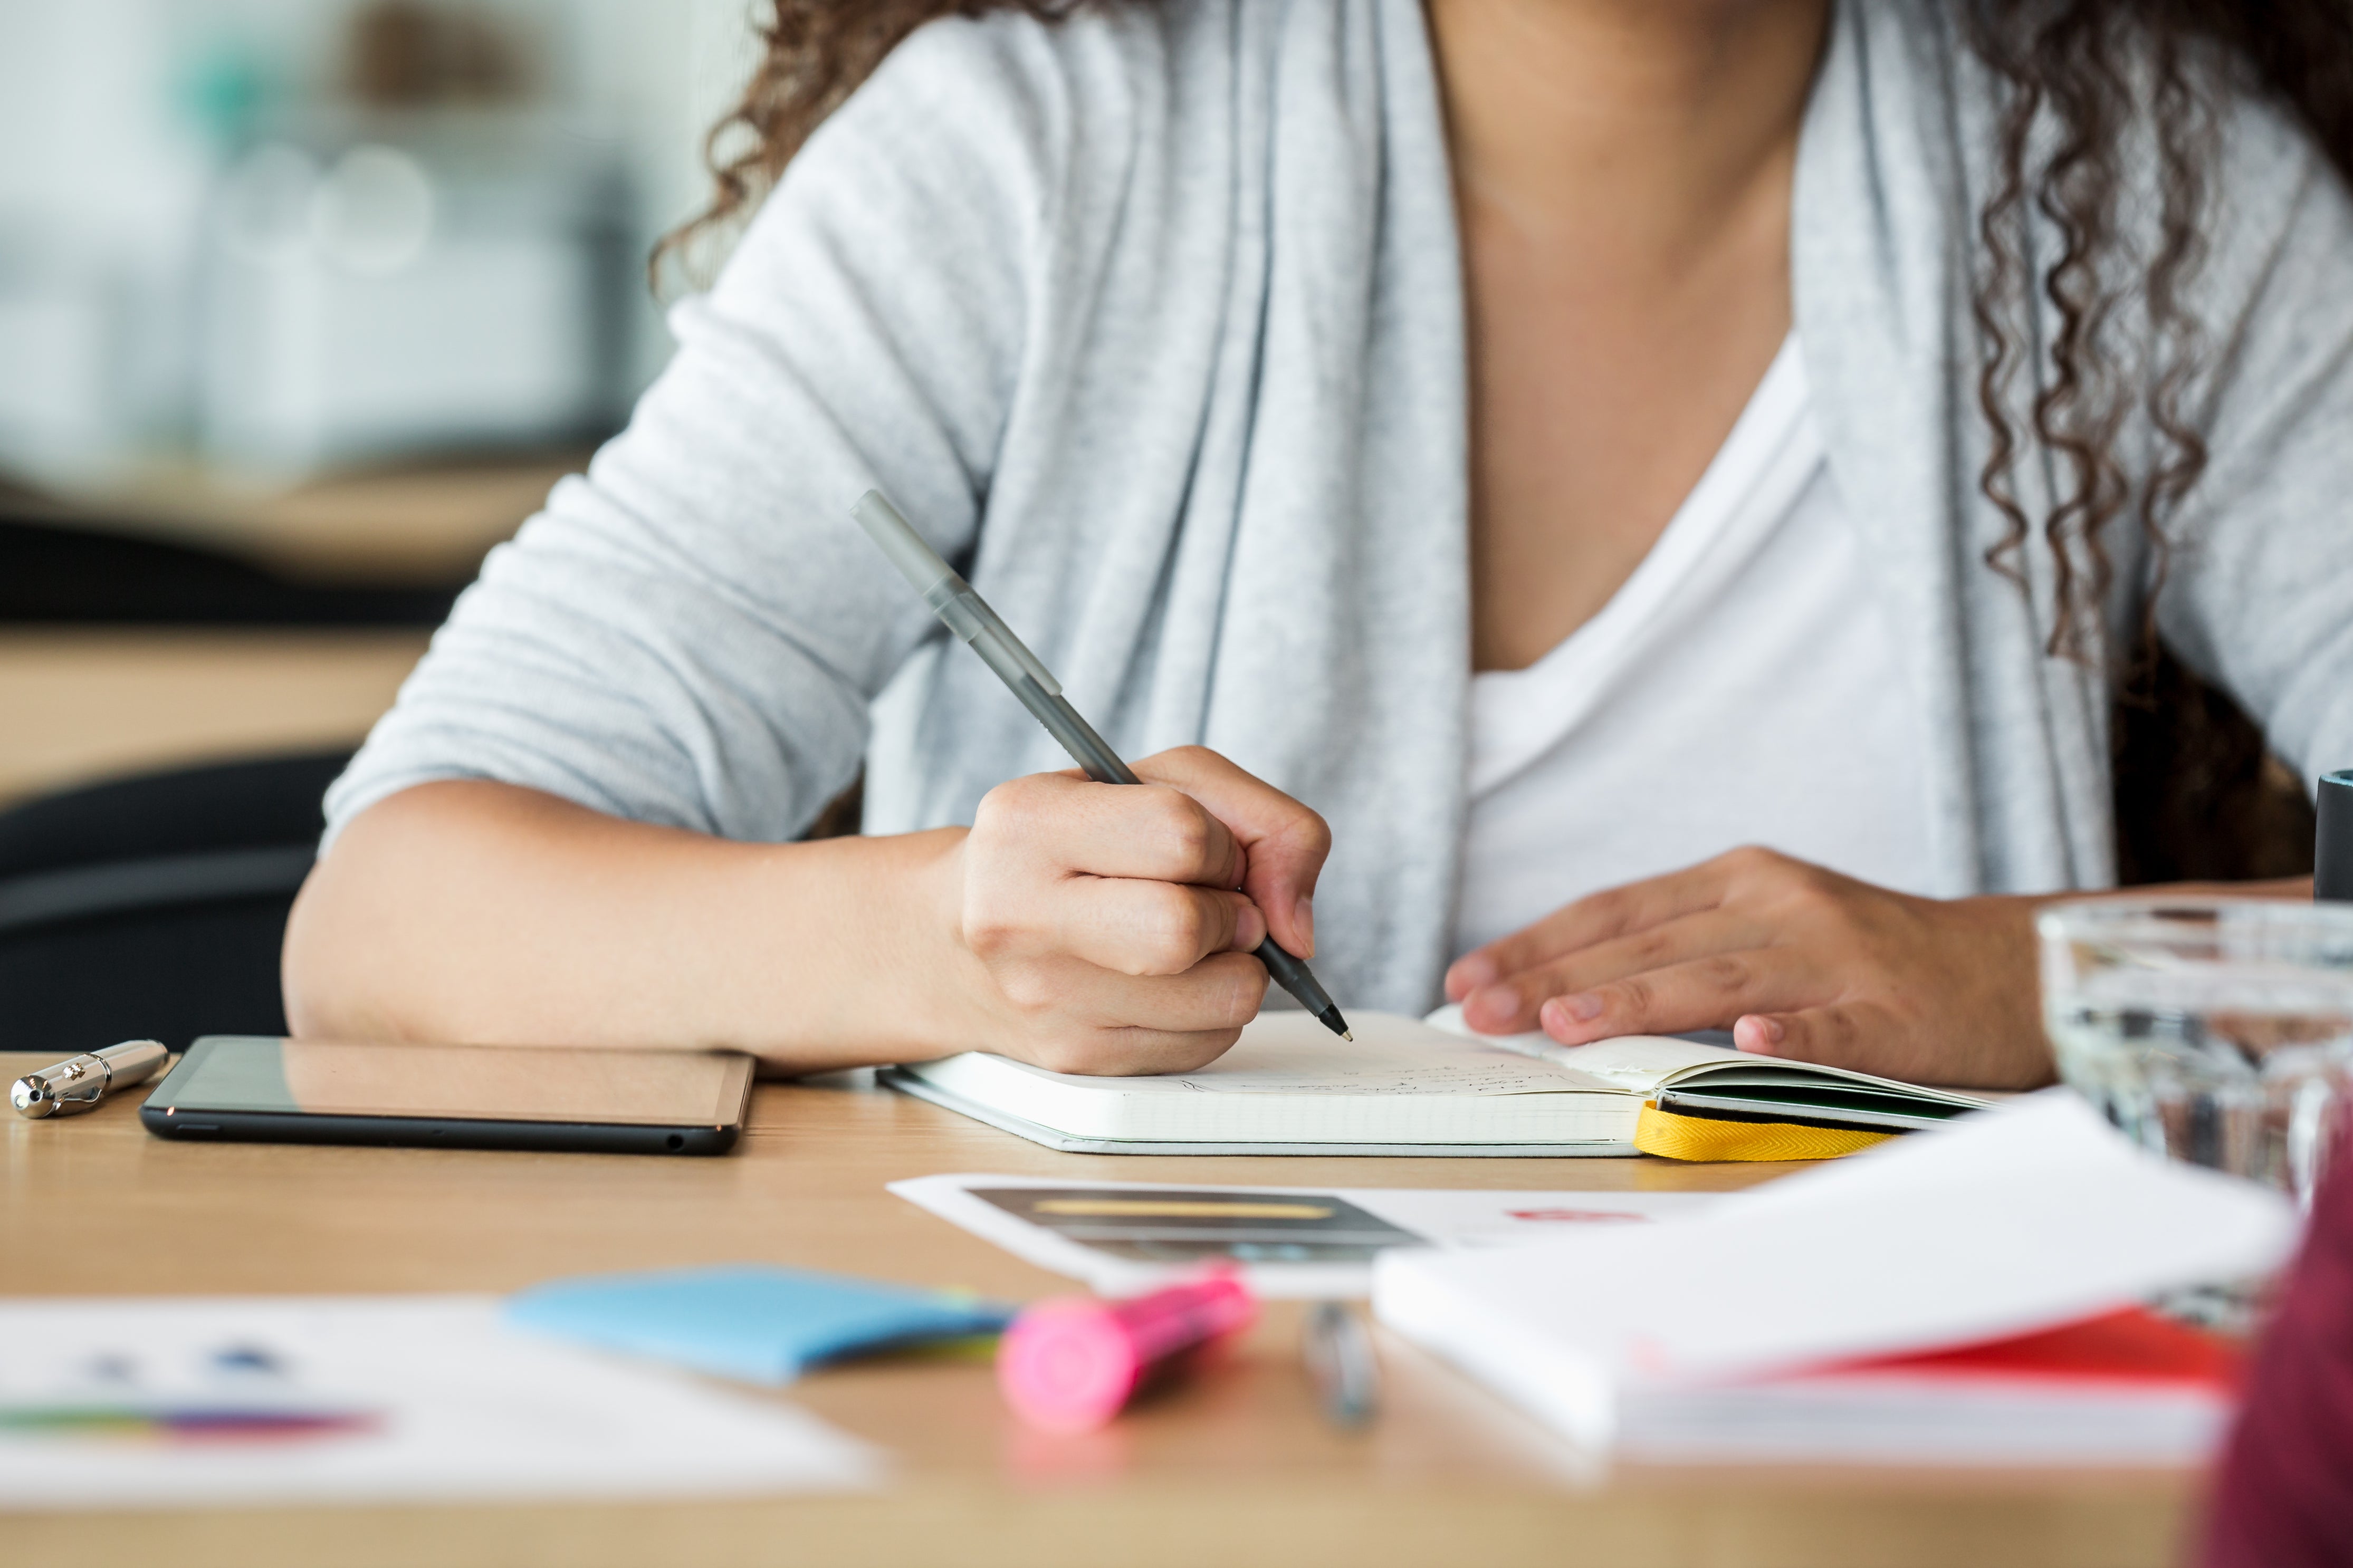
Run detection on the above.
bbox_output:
[10,1041,168,1120]
[12,1055,106,1118]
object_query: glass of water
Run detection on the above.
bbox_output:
[2039,898,2353,1205]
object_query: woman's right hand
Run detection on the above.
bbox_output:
[286,751,1327,1078]
[935,745,1332,1076]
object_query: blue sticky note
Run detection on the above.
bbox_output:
[505,1265,1012,1385]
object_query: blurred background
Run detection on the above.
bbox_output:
[0,0,756,808]
[0,0,766,1047]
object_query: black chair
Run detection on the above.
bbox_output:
[0,513,460,626]
[0,751,353,1054]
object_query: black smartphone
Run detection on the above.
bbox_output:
[141,1036,755,1155]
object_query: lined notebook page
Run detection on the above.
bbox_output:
[1164,1012,1619,1095]
[900,1012,1638,1143]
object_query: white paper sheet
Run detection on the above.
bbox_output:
[891,1173,1722,1297]
[0,1296,882,1511]
[1372,1090,2301,1449]
[972,1012,1622,1098]
[1422,1003,1992,1108]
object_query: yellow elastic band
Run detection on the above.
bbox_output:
[1633,1103,1897,1163]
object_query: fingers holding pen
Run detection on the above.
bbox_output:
[1025,880,1267,976]
[953,751,1332,1072]
[1133,747,1332,959]
[857,494,1343,1070]
[964,767,1275,977]
[979,770,1249,891]
[1003,955,1273,1076]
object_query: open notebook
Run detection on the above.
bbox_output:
[879,1008,1992,1156]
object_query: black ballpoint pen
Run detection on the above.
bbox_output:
[851,489,1353,1042]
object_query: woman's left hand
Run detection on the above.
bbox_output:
[1443,846,2054,1089]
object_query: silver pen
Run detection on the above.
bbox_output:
[11,1040,171,1119]
[851,489,1353,1041]
[1303,1301,1380,1429]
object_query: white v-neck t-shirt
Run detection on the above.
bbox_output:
[1451,336,1936,959]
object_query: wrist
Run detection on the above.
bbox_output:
[1951,891,2058,1086]
[889,825,1009,1063]
[728,826,974,1069]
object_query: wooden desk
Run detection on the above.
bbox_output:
[1,1055,2195,1567]
[34,453,584,586]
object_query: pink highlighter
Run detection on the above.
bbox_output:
[997,1274,1258,1432]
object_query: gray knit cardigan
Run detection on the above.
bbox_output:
[327,0,2353,1014]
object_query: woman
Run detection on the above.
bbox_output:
[284,0,2353,1086]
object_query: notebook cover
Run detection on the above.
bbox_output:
[1813,1306,2242,1390]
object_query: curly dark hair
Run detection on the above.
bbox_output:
[1963,0,2353,659]
[655,1,1085,285]
[661,0,2353,663]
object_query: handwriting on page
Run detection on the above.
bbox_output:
[1170,1063,1586,1095]
[1171,1052,1601,1097]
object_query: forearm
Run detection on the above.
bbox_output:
[282,781,979,1071]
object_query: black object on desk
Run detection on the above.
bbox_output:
[141,1035,753,1156]
[2318,771,2353,902]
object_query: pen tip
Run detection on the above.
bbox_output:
[1342,1030,1355,1042]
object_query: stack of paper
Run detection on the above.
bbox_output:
[1613,1306,2242,1464]
[1372,1090,2298,1464]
